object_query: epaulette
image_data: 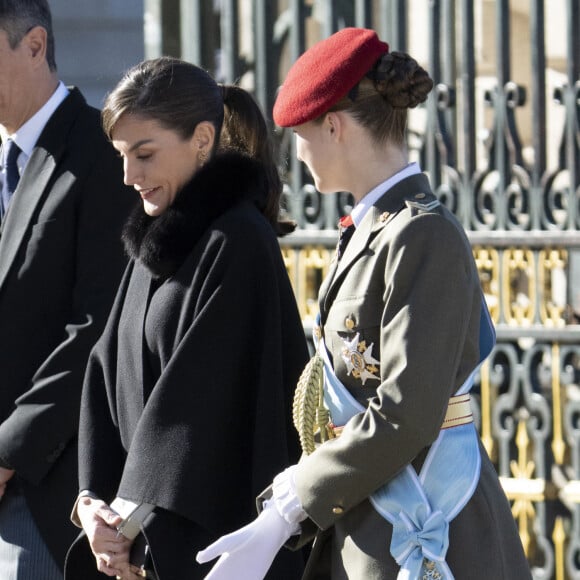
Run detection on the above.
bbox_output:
[404,192,441,215]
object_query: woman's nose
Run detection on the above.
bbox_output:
[123,159,139,186]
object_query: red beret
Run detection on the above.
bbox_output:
[273,28,389,127]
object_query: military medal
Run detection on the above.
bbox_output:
[340,332,380,385]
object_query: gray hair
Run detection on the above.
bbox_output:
[0,0,56,71]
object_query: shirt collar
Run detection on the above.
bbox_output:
[4,82,69,160]
[350,162,422,228]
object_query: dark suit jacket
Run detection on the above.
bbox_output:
[0,87,134,570]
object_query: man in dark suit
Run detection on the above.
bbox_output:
[0,1,134,577]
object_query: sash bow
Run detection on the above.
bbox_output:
[391,508,449,578]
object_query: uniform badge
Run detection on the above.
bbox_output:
[340,332,380,385]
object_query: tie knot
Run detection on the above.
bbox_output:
[337,216,355,259]
[5,139,20,164]
[1,139,21,217]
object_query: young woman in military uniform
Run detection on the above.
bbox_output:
[197,28,532,580]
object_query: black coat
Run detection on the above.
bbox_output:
[66,154,308,579]
[0,88,134,569]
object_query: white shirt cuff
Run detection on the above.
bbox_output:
[271,466,307,534]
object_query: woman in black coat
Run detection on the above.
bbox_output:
[64,57,308,580]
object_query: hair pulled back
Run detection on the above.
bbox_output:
[330,51,433,146]
[103,57,295,235]
[102,57,224,143]
[220,84,296,236]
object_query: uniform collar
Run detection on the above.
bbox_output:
[351,162,421,228]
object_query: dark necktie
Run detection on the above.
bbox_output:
[1,139,21,218]
[337,215,355,260]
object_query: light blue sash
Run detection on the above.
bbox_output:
[316,297,494,579]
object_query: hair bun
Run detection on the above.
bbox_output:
[372,51,433,109]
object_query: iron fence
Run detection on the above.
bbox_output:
[147,1,580,577]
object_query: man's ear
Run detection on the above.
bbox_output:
[23,26,48,69]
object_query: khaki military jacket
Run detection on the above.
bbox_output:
[293,173,531,579]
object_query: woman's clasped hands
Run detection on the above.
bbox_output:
[76,495,142,579]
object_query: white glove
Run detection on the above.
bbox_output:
[196,501,295,580]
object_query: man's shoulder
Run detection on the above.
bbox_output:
[57,88,102,135]
[38,88,115,164]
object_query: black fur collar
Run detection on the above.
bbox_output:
[123,152,269,279]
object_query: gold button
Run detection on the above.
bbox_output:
[379,211,390,222]
[345,316,355,330]
[332,506,344,514]
[415,193,426,199]
[314,325,322,339]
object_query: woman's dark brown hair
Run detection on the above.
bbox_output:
[102,57,223,143]
[102,57,294,235]
[220,84,296,236]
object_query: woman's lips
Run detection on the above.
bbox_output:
[139,187,159,199]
